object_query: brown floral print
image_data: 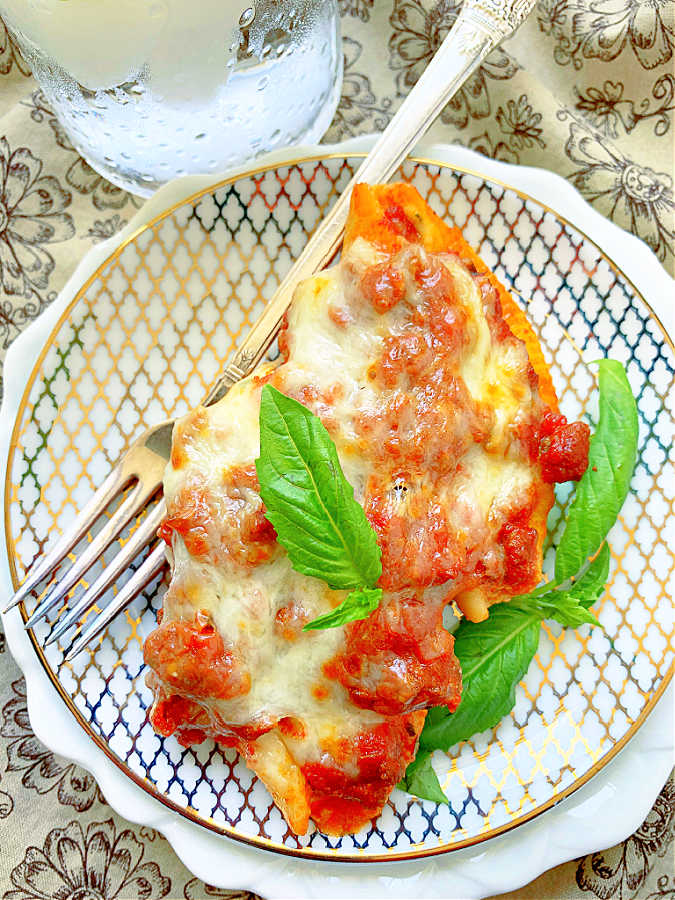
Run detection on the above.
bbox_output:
[575,76,675,137]
[571,0,674,69]
[388,0,518,128]
[4,818,171,900]
[647,875,675,900]
[338,0,374,21]
[538,0,675,70]
[496,94,547,151]
[1,678,100,812]
[562,116,675,262]
[0,19,30,77]
[82,215,127,243]
[0,138,74,300]
[327,36,394,140]
[576,778,675,899]
[183,880,259,899]
[466,131,520,164]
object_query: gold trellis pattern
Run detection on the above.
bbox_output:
[4,155,674,860]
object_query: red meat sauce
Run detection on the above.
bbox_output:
[301,713,423,834]
[324,594,462,717]
[348,250,536,598]
[159,463,277,568]
[149,691,277,750]
[144,616,250,704]
[354,246,588,599]
[517,410,590,484]
[357,254,494,477]
[357,376,491,479]
[364,484,477,591]
[538,411,591,483]
[145,614,274,748]
[149,676,421,834]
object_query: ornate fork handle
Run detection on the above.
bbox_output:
[204,0,535,406]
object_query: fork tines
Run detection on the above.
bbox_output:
[3,436,169,657]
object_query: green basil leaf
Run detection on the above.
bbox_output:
[419,605,541,752]
[398,750,448,804]
[555,360,638,582]
[516,595,598,628]
[518,541,610,627]
[256,385,382,591]
[573,541,611,609]
[303,587,382,631]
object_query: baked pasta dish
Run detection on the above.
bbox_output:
[143,183,590,836]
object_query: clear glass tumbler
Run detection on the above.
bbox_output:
[1,1,342,196]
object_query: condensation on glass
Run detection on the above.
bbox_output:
[1,0,342,195]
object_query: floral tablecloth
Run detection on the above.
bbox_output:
[0,2,673,898]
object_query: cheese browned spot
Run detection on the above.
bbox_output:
[144,183,588,837]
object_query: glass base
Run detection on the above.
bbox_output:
[69,62,343,198]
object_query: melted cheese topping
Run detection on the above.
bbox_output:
[145,217,553,836]
[164,541,383,752]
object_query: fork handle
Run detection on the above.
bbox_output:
[203,0,534,407]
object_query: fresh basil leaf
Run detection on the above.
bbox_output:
[518,541,610,627]
[574,541,611,609]
[415,544,610,761]
[419,605,541,752]
[555,360,638,582]
[512,595,597,629]
[303,587,382,631]
[256,385,382,591]
[398,749,448,804]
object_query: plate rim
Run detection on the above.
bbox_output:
[1,137,673,895]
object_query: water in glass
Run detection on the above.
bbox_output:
[1,0,342,195]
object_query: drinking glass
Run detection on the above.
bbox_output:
[0,0,342,196]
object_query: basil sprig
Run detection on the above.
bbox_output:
[401,360,638,804]
[256,385,382,629]
[418,604,542,755]
[253,366,638,805]
[555,360,639,582]
[398,749,450,805]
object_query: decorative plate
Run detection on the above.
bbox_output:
[1,138,673,898]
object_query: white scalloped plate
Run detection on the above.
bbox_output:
[1,138,673,898]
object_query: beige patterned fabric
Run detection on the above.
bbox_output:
[0,2,673,897]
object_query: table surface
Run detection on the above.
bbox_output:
[0,3,673,898]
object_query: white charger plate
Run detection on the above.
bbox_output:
[1,137,673,898]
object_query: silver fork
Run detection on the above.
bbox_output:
[3,0,536,659]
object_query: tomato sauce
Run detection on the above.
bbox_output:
[143,616,250,701]
[160,465,277,568]
[538,411,590,483]
[360,261,406,313]
[499,523,539,592]
[302,714,422,834]
[150,693,204,738]
[383,202,420,244]
[325,595,462,716]
[158,483,212,557]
